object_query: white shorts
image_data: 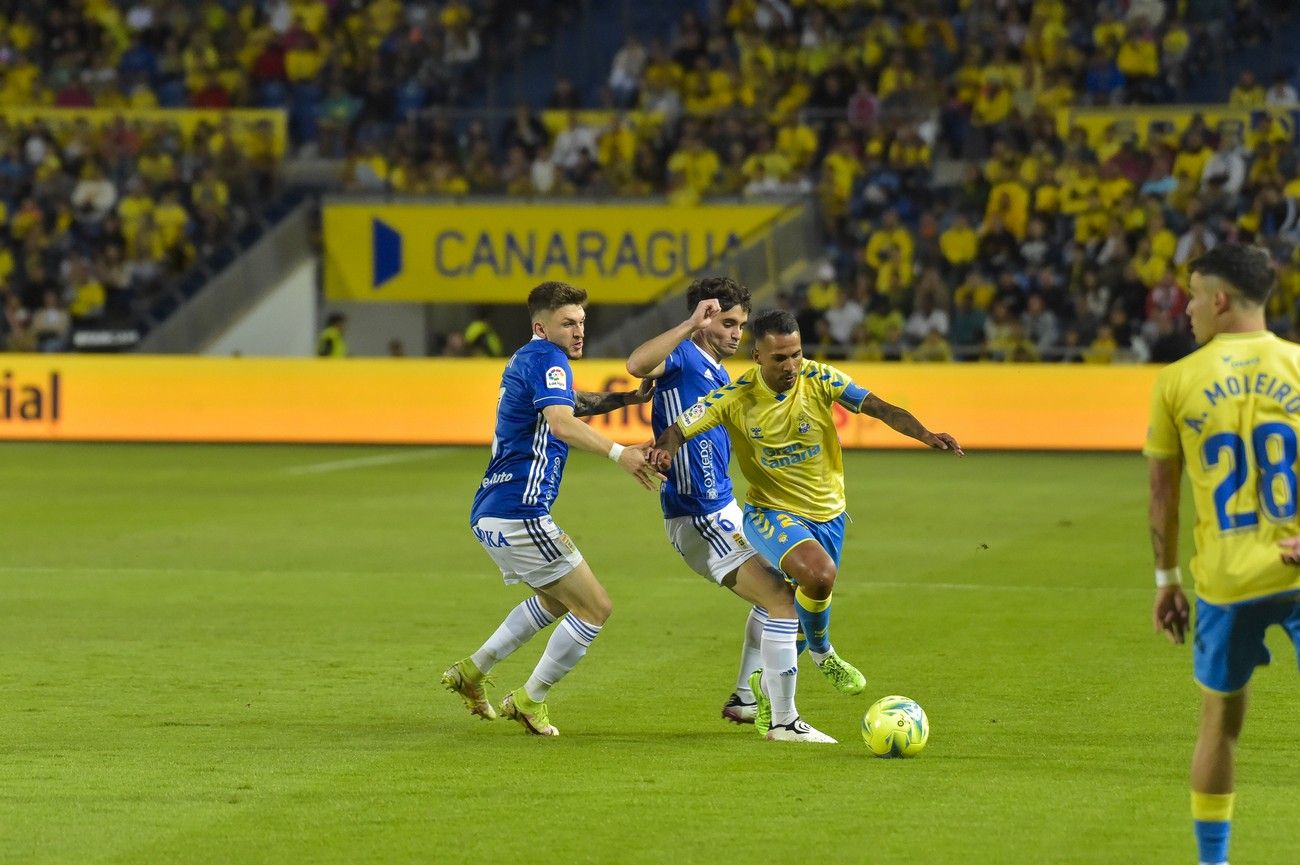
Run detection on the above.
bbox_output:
[472,515,584,588]
[664,500,760,585]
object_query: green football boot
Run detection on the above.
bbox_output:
[747,669,772,736]
[499,688,560,737]
[816,650,866,696]
[441,658,497,720]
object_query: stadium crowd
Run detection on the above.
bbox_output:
[1,0,1298,360]
[0,0,578,351]
[359,0,1299,363]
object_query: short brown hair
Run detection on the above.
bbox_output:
[527,281,588,317]
[686,276,752,313]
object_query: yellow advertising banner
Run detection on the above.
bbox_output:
[0,356,1158,450]
[1,107,288,155]
[1056,105,1299,148]
[322,202,788,304]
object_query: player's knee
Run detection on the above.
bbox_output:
[581,595,613,626]
[799,566,836,597]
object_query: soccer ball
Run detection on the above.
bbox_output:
[861,695,929,758]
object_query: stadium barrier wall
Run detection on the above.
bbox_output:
[0,356,1159,450]
[322,201,788,304]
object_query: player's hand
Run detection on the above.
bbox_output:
[926,432,964,456]
[646,447,673,471]
[1278,536,1300,565]
[626,378,655,405]
[618,446,666,490]
[687,298,721,332]
[1152,585,1189,645]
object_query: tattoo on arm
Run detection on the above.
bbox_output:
[861,394,930,441]
[573,391,627,418]
[1149,526,1165,563]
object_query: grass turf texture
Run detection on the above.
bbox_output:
[2,443,1297,864]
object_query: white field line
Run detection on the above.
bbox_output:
[281,449,448,475]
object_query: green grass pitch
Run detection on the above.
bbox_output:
[2,443,1297,864]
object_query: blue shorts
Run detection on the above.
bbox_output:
[1193,594,1300,694]
[742,505,845,575]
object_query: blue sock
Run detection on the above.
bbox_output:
[1192,791,1234,865]
[1193,821,1230,864]
[793,587,831,654]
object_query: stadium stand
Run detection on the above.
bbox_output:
[0,0,582,353]
[4,1,1300,362]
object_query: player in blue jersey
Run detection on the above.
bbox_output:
[443,281,664,737]
[625,277,835,743]
[1144,245,1300,865]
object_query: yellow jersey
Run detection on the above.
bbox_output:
[1144,331,1300,605]
[676,359,867,521]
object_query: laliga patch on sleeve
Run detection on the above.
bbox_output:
[682,403,706,424]
[545,366,567,390]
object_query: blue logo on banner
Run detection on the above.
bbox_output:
[372,218,402,289]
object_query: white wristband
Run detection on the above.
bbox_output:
[607,443,625,463]
[1155,567,1182,588]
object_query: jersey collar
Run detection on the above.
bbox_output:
[687,338,723,369]
[1211,330,1273,342]
[748,363,798,402]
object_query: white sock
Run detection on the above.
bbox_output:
[524,614,602,702]
[760,617,800,726]
[470,596,555,673]
[809,645,835,664]
[734,605,768,698]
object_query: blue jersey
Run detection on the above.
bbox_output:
[471,338,575,522]
[652,340,735,518]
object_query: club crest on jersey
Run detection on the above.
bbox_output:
[545,366,567,390]
[798,420,811,434]
[750,427,764,439]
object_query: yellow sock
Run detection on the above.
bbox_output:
[793,587,830,612]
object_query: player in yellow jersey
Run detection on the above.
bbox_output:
[1144,244,1300,865]
[649,309,962,732]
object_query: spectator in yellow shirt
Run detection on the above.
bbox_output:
[666,134,720,196]
[985,179,1030,238]
[939,213,978,275]
[864,209,914,272]
[954,269,997,311]
[972,78,1013,128]
[1116,22,1158,99]
[804,262,840,312]
[1229,70,1265,107]
[1083,323,1117,363]
[741,135,792,184]
[152,190,190,253]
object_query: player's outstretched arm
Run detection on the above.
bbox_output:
[857,394,964,455]
[542,404,665,490]
[573,378,655,418]
[1148,456,1189,644]
[625,299,721,379]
